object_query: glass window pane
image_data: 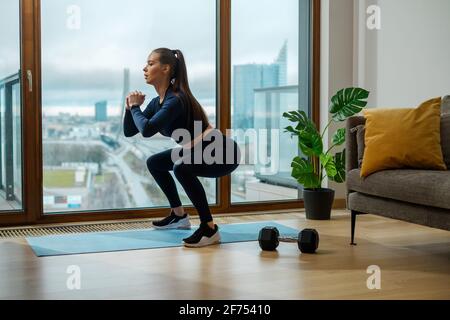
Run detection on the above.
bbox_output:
[231,0,309,203]
[0,0,23,211]
[41,0,216,213]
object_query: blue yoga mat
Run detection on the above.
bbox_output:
[26,221,299,257]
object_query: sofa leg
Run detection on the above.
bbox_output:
[350,210,358,246]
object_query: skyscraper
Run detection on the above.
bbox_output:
[95,100,107,122]
[232,41,288,130]
[117,68,130,140]
[275,40,288,86]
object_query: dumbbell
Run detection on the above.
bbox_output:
[258,226,319,253]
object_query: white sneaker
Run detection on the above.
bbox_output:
[152,212,191,230]
[183,223,221,248]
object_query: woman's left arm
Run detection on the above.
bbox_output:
[130,96,183,138]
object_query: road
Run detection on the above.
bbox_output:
[44,139,153,207]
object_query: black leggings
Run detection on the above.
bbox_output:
[146,130,241,223]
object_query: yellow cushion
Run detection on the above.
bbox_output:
[361,97,447,177]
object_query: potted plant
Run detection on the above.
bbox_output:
[283,87,369,220]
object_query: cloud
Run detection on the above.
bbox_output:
[41,62,216,106]
[2,0,300,105]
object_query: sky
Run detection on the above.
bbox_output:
[1,0,301,111]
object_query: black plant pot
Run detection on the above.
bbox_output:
[303,188,335,220]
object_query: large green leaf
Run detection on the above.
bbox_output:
[329,151,346,183]
[320,153,337,178]
[284,125,298,138]
[291,157,320,189]
[283,110,315,132]
[283,110,308,126]
[329,88,369,122]
[332,128,346,146]
[298,129,323,157]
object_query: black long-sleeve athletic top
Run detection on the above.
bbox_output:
[123,86,207,144]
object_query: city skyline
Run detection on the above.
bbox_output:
[40,39,289,119]
[233,41,288,130]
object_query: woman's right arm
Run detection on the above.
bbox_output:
[123,100,154,137]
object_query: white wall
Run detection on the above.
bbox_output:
[320,0,354,200]
[355,0,450,107]
[320,0,450,203]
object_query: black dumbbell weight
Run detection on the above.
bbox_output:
[258,226,319,253]
[297,228,319,253]
[258,226,280,251]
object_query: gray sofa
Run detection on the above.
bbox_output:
[345,99,450,245]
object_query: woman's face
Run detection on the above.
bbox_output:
[143,52,170,85]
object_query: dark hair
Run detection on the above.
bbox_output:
[151,48,209,134]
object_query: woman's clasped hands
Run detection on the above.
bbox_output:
[126,90,146,110]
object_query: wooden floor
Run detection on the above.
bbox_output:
[0,210,449,300]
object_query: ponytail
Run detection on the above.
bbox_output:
[152,48,210,134]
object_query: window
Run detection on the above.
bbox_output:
[0,0,318,225]
[231,0,310,203]
[41,0,216,213]
[0,0,23,211]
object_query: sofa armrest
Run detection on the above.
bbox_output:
[345,116,366,208]
[346,116,366,173]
